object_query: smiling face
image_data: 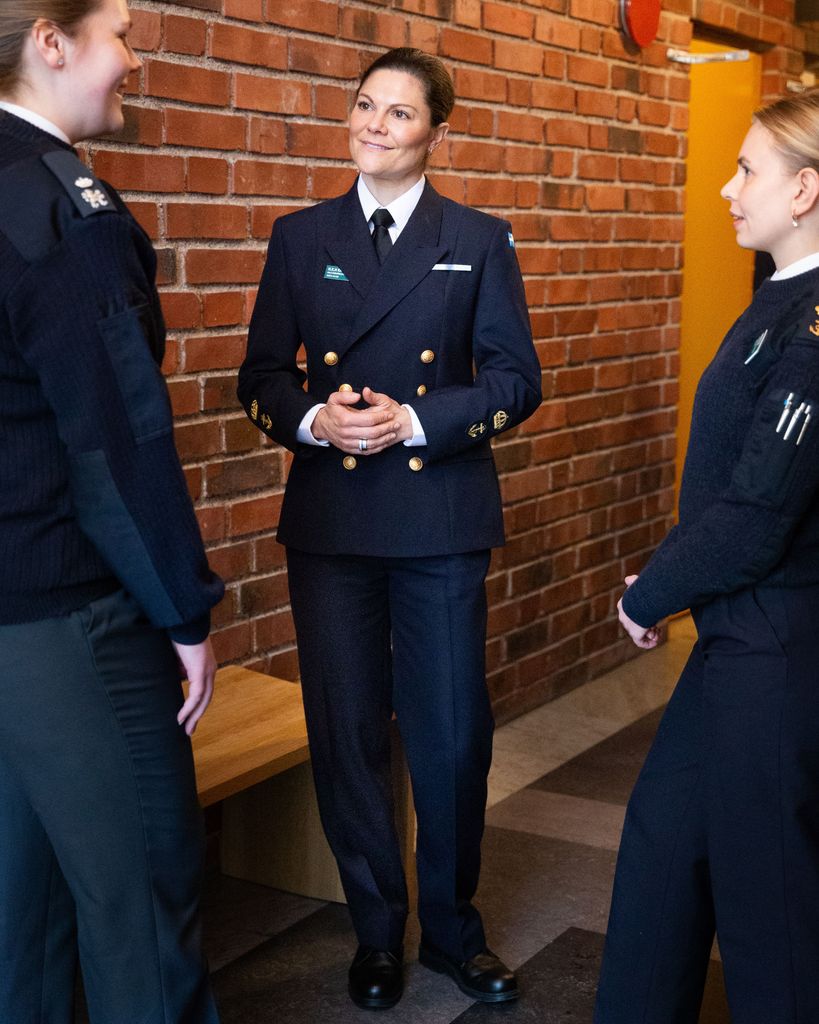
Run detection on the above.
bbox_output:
[349,68,449,202]
[720,120,803,268]
[59,0,140,141]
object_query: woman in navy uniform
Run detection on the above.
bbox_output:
[595,91,819,1023]
[239,48,541,1010]
[0,0,223,1020]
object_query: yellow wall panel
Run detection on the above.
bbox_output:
[677,41,761,504]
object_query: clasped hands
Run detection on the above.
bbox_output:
[617,574,660,650]
[312,386,413,455]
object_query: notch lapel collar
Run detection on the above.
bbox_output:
[346,182,447,348]
[323,183,380,301]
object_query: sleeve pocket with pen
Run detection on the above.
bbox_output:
[731,387,814,506]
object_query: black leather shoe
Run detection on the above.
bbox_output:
[348,946,404,1009]
[418,942,519,1003]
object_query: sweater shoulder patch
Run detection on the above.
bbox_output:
[790,297,819,348]
[41,151,115,219]
[0,151,116,262]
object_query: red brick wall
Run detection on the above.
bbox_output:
[89,0,809,721]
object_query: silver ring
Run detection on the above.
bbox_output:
[358,438,368,451]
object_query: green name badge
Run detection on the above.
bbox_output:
[324,264,349,281]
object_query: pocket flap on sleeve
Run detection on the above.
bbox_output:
[98,304,173,444]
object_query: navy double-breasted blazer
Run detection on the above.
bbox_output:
[238,179,542,557]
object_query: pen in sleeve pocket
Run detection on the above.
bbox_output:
[784,402,806,441]
[777,393,795,433]
[797,406,812,446]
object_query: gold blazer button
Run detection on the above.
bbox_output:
[338,383,353,392]
[416,385,427,396]
[420,349,435,364]
[343,456,357,470]
[324,351,339,366]
[408,457,424,472]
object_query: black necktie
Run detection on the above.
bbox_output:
[371,208,394,264]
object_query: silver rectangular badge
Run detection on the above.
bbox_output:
[432,263,472,271]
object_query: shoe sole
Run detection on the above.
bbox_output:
[418,948,520,1004]
[348,985,403,1010]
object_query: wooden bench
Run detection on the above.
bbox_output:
[191,665,415,904]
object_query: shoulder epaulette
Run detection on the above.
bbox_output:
[41,150,114,219]
[0,150,115,262]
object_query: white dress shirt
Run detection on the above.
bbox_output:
[0,101,71,145]
[296,176,428,447]
[770,251,819,280]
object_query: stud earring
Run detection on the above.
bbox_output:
[57,57,64,66]
[792,210,799,228]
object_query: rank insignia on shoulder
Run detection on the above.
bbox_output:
[467,421,486,438]
[75,178,109,210]
[41,150,114,219]
[744,329,768,364]
[260,412,272,430]
[250,399,259,421]
[493,410,509,430]
[809,305,819,338]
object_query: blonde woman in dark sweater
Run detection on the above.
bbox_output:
[0,0,222,1019]
[596,90,819,1024]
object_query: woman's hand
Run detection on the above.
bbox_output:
[361,387,413,444]
[173,638,217,735]
[312,387,410,453]
[617,574,660,650]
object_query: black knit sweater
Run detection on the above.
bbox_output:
[0,111,222,642]
[624,266,819,628]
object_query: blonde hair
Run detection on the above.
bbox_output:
[754,90,819,174]
[0,0,99,94]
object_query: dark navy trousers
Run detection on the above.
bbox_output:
[595,584,819,1024]
[286,547,494,961]
[0,588,218,1024]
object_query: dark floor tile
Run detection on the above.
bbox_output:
[211,902,471,1024]
[476,826,617,966]
[202,870,326,971]
[530,708,664,806]
[452,928,729,1024]
[210,903,352,1024]
[209,825,618,1023]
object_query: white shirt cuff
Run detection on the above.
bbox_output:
[402,404,427,446]
[297,404,329,446]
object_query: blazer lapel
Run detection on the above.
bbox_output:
[323,184,380,301]
[345,182,448,349]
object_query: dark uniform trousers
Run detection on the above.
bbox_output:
[0,589,218,1024]
[595,583,819,1024]
[287,547,494,960]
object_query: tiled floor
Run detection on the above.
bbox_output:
[79,616,731,1022]
[195,614,731,1023]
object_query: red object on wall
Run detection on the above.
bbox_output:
[621,0,661,46]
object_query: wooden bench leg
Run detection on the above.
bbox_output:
[220,724,416,906]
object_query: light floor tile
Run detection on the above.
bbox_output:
[487,615,694,806]
[486,789,626,852]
